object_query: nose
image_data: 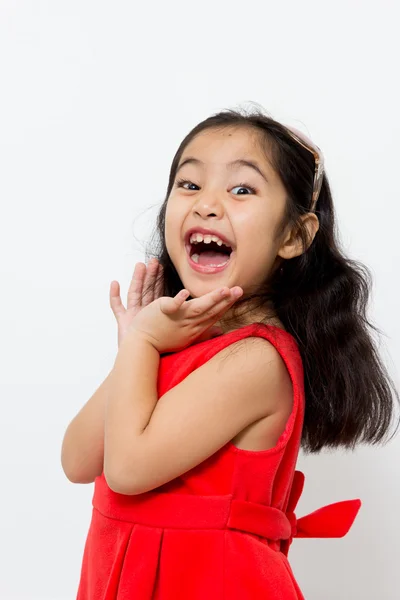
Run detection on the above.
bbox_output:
[192,193,223,219]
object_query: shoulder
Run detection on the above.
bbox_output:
[213,332,287,369]
[197,333,292,416]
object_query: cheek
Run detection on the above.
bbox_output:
[164,200,182,254]
[235,212,279,276]
[235,210,276,251]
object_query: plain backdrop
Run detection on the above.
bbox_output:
[1,1,399,599]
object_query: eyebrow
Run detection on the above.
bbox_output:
[176,157,269,184]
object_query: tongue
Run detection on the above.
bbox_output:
[197,251,229,266]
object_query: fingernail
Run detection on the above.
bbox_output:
[233,287,243,297]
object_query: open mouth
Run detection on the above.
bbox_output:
[186,241,232,268]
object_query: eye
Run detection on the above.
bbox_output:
[231,183,257,195]
[175,178,199,191]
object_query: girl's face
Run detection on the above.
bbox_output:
[165,127,289,299]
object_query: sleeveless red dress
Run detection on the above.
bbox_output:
[76,323,361,599]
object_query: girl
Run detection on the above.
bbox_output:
[62,107,399,599]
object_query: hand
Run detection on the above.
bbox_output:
[126,285,244,354]
[110,258,163,348]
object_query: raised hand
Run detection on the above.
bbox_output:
[127,285,244,354]
[110,258,163,348]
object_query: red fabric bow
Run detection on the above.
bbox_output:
[281,470,362,556]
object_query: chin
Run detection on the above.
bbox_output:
[175,258,238,298]
[184,281,222,299]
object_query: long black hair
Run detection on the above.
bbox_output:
[147,105,399,454]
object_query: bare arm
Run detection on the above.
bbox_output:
[104,332,287,496]
[61,369,113,483]
[61,258,163,484]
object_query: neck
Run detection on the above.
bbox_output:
[217,300,285,334]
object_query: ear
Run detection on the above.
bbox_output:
[277,213,320,260]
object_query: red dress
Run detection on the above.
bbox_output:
[76,323,361,599]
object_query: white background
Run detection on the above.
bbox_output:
[1,1,399,598]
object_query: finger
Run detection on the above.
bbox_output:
[109,280,126,319]
[199,288,243,324]
[201,294,242,325]
[186,286,243,319]
[126,262,146,310]
[160,289,190,315]
[154,264,164,299]
[142,258,160,306]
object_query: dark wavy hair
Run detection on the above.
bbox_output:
[146,105,399,453]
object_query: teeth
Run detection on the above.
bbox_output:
[189,232,230,247]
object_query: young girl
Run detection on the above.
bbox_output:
[62,107,399,599]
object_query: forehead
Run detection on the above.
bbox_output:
[181,126,270,167]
